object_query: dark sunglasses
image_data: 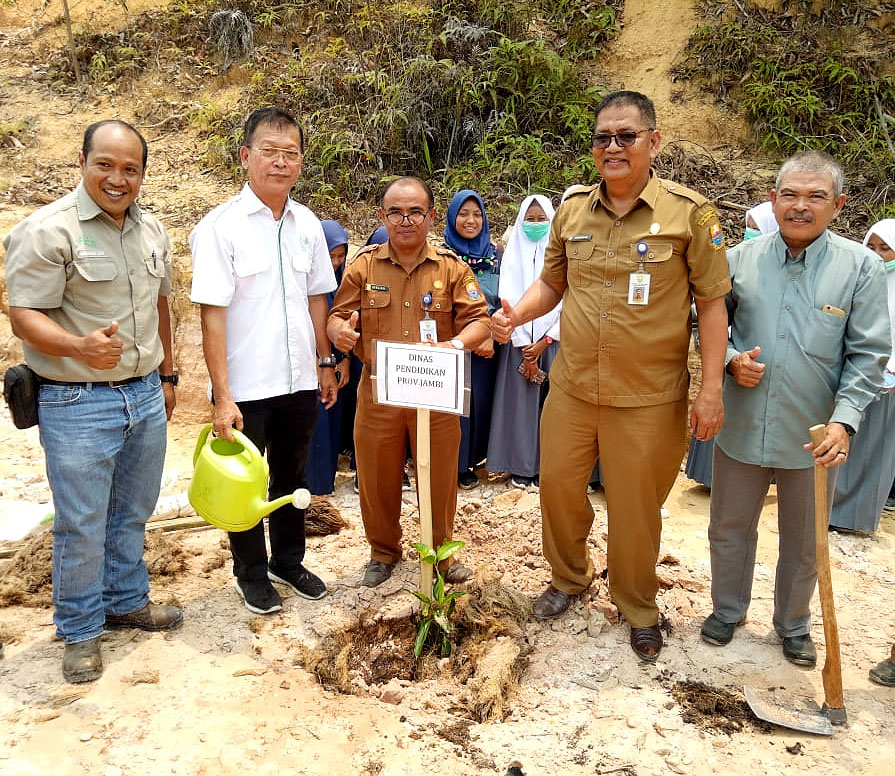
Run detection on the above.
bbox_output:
[592,129,653,149]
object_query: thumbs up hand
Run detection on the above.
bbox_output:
[491,299,517,344]
[728,345,765,388]
[79,320,124,369]
[334,310,361,353]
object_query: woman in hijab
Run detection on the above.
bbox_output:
[829,219,895,533]
[487,194,559,488]
[442,190,502,489]
[305,220,352,495]
[685,201,780,489]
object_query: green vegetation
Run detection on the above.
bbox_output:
[675,0,895,221]
[48,0,622,223]
[407,539,467,658]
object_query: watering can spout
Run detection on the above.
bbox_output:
[254,488,312,521]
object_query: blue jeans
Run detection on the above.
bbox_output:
[38,373,167,644]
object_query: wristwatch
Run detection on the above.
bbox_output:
[318,355,338,368]
[159,371,179,386]
[450,338,464,350]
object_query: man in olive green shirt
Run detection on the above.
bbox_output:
[492,91,730,661]
[4,120,182,684]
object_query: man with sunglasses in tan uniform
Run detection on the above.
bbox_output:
[328,177,490,587]
[492,91,731,661]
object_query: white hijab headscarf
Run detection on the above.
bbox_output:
[499,194,561,347]
[745,200,778,234]
[864,219,895,365]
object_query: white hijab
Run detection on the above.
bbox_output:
[745,200,778,234]
[499,194,561,347]
[864,219,895,365]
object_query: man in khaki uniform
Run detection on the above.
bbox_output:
[328,177,490,587]
[492,91,731,661]
[4,120,182,683]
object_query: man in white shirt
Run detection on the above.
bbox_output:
[190,107,338,613]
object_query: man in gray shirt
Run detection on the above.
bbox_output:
[701,151,890,666]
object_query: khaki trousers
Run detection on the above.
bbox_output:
[540,385,687,627]
[355,370,460,566]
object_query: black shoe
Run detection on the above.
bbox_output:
[353,475,359,494]
[700,613,740,646]
[268,563,327,600]
[362,560,395,587]
[458,470,479,490]
[510,475,532,489]
[234,578,282,614]
[782,634,817,667]
[402,471,412,491]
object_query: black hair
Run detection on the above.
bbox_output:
[82,120,148,170]
[379,176,435,209]
[242,107,304,152]
[593,90,657,132]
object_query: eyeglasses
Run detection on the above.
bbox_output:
[252,146,302,163]
[384,209,430,226]
[592,129,653,149]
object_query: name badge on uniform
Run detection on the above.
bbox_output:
[628,272,651,305]
[419,291,437,342]
[628,240,651,305]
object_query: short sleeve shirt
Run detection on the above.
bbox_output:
[189,184,337,402]
[3,182,171,382]
[328,240,490,364]
[541,172,731,406]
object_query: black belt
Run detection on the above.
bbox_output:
[40,375,145,388]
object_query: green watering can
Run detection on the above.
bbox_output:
[188,424,311,532]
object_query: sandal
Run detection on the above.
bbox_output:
[630,624,663,662]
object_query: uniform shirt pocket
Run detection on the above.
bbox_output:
[565,238,594,288]
[70,256,119,315]
[628,240,675,291]
[362,288,390,339]
[423,292,454,342]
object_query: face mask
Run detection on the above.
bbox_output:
[885,259,895,274]
[743,228,762,241]
[522,220,550,242]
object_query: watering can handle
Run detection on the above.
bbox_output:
[230,428,263,466]
[193,423,213,468]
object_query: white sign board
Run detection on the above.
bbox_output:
[374,341,469,415]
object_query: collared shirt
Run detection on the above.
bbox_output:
[541,172,731,406]
[3,182,171,382]
[189,183,336,402]
[717,230,890,469]
[328,239,489,364]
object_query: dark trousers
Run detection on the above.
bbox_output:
[228,390,318,581]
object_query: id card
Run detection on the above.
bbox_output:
[628,272,651,305]
[419,317,437,343]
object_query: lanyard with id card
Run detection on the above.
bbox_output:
[628,241,651,306]
[419,291,437,342]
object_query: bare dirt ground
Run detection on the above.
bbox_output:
[2,0,895,774]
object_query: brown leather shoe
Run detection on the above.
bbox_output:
[105,603,183,632]
[533,585,573,620]
[630,624,663,662]
[63,637,103,683]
